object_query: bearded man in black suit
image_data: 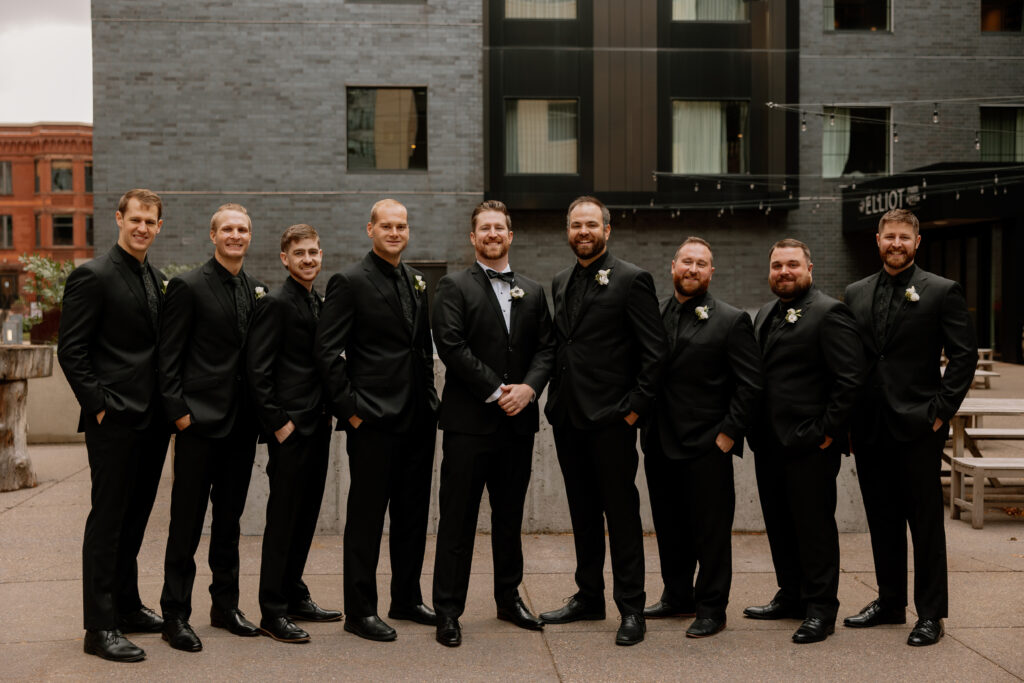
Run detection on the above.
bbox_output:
[246,224,342,644]
[59,188,170,663]
[744,239,864,645]
[316,198,439,642]
[539,196,667,647]
[641,237,762,639]
[842,209,976,647]
[158,203,266,652]
[430,200,555,647]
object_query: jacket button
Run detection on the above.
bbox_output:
[567,339,573,345]
[507,346,513,352]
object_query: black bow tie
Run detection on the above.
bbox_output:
[486,270,515,284]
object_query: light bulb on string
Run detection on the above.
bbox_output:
[694,182,699,193]
[922,178,927,188]
[975,132,981,151]
[749,182,755,190]
[893,125,899,143]
[932,104,939,124]
[716,180,721,190]
[801,114,807,132]
[955,191,960,200]
[829,111,835,127]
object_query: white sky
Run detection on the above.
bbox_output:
[0,0,92,124]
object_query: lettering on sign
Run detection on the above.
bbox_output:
[858,185,921,216]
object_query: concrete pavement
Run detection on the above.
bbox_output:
[2,363,1023,681]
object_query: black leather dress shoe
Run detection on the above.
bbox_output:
[344,615,397,642]
[643,600,697,619]
[540,596,606,624]
[497,598,544,631]
[615,614,646,646]
[792,617,835,644]
[210,608,260,637]
[118,606,164,634]
[907,618,944,646]
[288,598,343,623]
[436,616,462,647]
[686,616,726,638]
[161,618,202,652]
[843,600,906,628]
[259,616,310,643]
[84,629,146,662]
[388,603,437,626]
[743,599,803,620]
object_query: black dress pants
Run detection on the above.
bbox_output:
[432,430,534,618]
[644,440,735,621]
[852,425,948,619]
[259,416,333,619]
[753,444,841,622]
[343,420,436,618]
[553,421,645,616]
[82,419,169,630]
[160,423,258,620]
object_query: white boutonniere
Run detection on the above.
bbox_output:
[695,305,709,321]
[510,286,525,300]
[785,308,802,324]
[595,269,611,286]
[255,286,266,299]
[162,280,169,294]
[905,285,920,302]
[414,274,426,293]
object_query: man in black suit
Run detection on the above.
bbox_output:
[539,196,667,647]
[641,237,762,639]
[59,189,170,662]
[842,209,976,646]
[158,203,266,652]
[247,224,342,644]
[316,198,439,642]
[744,239,864,644]
[430,200,555,647]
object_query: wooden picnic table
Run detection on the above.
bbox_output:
[949,398,1024,461]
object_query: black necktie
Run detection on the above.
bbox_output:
[230,276,250,338]
[873,276,893,346]
[663,300,681,345]
[391,267,413,327]
[140,266,159,332]
[567,266,588,325]
[307,291,320,323]
[761,302,786,351]
[486,270,515,285]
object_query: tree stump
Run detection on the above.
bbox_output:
[0,346,54,491]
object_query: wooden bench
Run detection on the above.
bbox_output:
[950,457,1024,528]
[973,369,999,389]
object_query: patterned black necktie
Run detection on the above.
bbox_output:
[140,266,159,332]
[307,291,320,323]
[230,276,249,338]
[391,267,414,327]
[486,270,515,285]
[663,300,681,346]
[873,276,892,347]
[567,266,588,326]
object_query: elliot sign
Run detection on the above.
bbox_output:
[857,185,922,217]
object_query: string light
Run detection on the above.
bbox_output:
[829,111,835,127]
[694,182,699,192]
[975,132,981,151]
[801,113,807,132]
[932,103,939,124]
[716,180,721,190]
[893,125,899,143]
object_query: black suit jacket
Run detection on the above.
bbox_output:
[58,244,166,431]
[750,286,865,455]
[642,293,762,459]
[316,252,439,432]
[158,257,265,439]
[432,264,555,436]
[246,276,328,438]
[845,266,977,441]
[545,254,667,428]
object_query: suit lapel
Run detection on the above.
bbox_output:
[763,290,814,357]
[851,274,880,353]
[676,295,714,349]
[203,260,240,343]
[363,255,406,328]
[572,255,614,333]
[284,277,314,332]
[555,270,572,337]
[473,265,509,338]
[111,248,152,334]
[883,268,929,347]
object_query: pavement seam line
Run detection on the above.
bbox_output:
[521,584,565,682]
[945,631,1023,680]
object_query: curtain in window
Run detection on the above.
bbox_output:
[506,0,576,19]
[505,100,577,174]
[673,101,726,173]
[673,0,745,20]
[373,89,417,170]
[823,0,835,30]
[822,107,851,178]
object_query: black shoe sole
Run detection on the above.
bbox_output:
[843,618,907,628]
[540,612,605,625]
[743,610,803,621]
[344,621,397,642]
[387,612,437,626]
[160,632,202,652]
[497,612,544,631]
[686,624,726,638]
[792,627,835,644]
[84,643,146,662]
[259,627,311,643]
[644,611,697,620]
[210,620,260,637]
[288,612,343,623]
[615,635,645,646]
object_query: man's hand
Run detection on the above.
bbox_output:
[932,417,944,432]
[715,432,735,453]
[96,410,106,425]
[819,435,834,450]
[498,384,535,416]
[275,420,296,444]
[348,414,363,429]
[624,411,639,426]
[175,414,192,431]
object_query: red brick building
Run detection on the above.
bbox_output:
[0,123,93,309]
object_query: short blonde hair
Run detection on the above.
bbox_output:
[210,203,251,232]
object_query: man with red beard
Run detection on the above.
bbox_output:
[540,196,667,646]
[744,239,864,645]
[842,209,975,646]
[641,237,761,638]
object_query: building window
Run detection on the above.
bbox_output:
[825,0,890,31]
[35,215,42,246]
[982,0,1023,30]
[0,162,11,195]
[51,160,74,192]
[86,215,94,246]
[84,163,93,193]
[505,0,576,19]
[347,87,428,171]
[504,99,579,174]
[34,161,41,194]
[0,216,12,249]
[980,108,1024,162]
[53,215,74,246]
[672,0,748,21]
[822,106,889,178]
[671,101,748,174]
